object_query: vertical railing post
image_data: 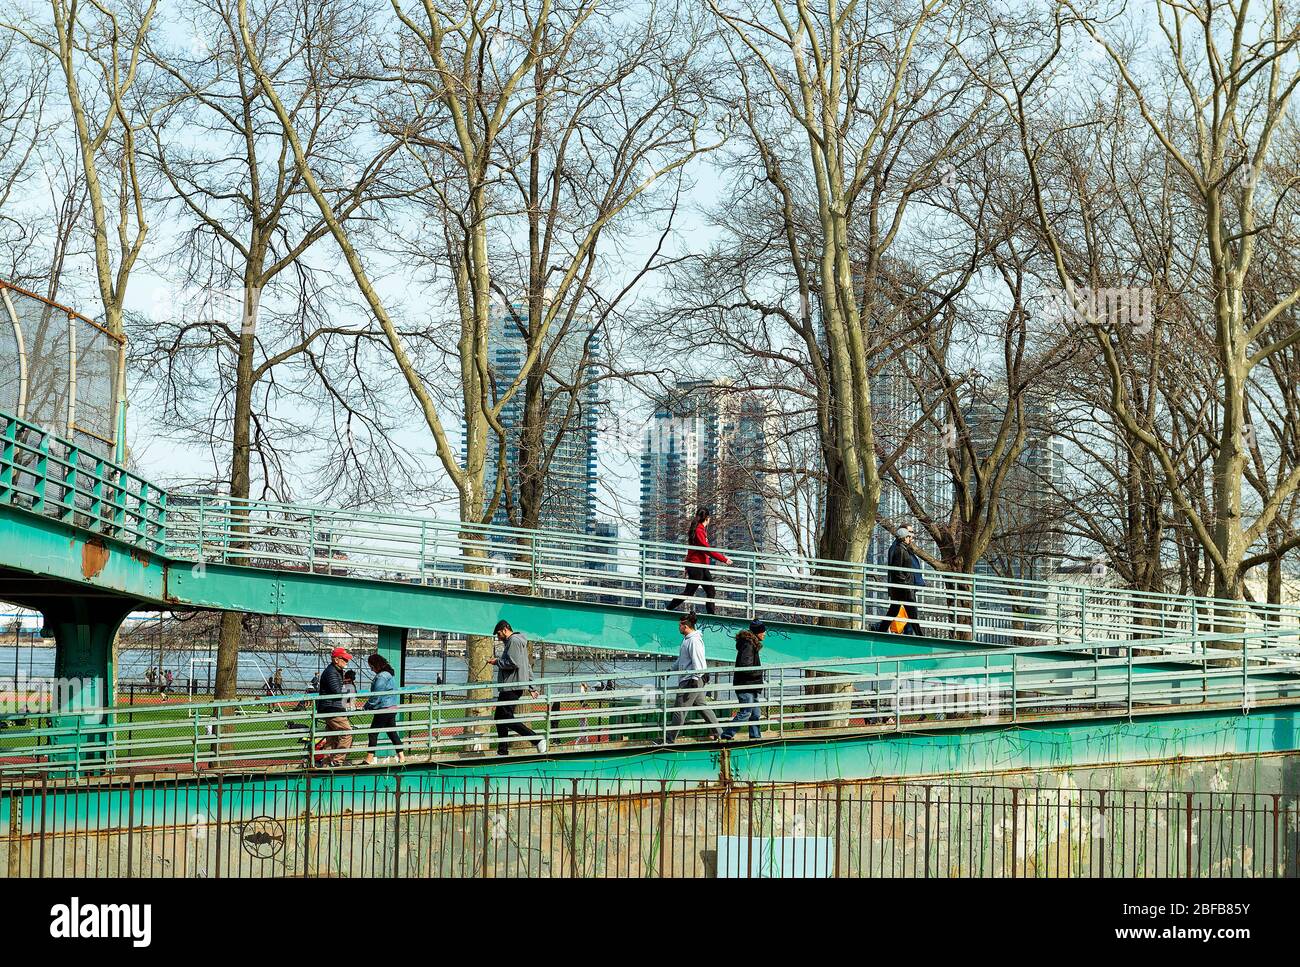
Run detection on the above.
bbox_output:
[156,488,168,554]
[777,667,785,737]
[1010,654,1018,723]
[529,534,540,596]
[1242,633,1250,711]
[1126,644,1134,718]
[429,689,437,755]
[61,445,78,521]
[639,547,648,609]
[419,520,428,585]
[0,415,16,505]
[543,683,552,746]
[659,676,669,744]
[32,432,49,514]
[746,557,756,620]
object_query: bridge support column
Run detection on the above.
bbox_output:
[377,626,409,684]
[42,598,133,770]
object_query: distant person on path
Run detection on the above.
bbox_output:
[663,612,722,744]
[316,647,355,766]
[363,653,405,765]
[162,669,174,694]
[145,667,156,686]
[488,620,547,756]
[877,525,925,637]
[667,507,731,615]
[721,624,765,741]
[273,668,284,694]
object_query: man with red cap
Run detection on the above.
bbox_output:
[316,646,355,765]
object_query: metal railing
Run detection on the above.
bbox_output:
[3,773,1296,878]
[4,630,1299,776]
[0,411,165,553]
[3,406,1299,655]
[163,494,1300,651]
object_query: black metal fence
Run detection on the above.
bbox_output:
[3,772,1297,878]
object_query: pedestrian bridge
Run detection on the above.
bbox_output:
[4,406,1300,774]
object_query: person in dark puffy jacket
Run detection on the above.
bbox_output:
[667,507,731,615]
[721,628,764,740]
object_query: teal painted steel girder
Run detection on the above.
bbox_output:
[0,504,164,602]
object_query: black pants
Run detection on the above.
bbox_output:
[877,589,923,636]
[495,689,540,755]
[668,566,717,615]
[367,711,403,749]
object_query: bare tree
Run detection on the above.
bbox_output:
[694,0,991,566]
[237,0,715,725]
[1006,1,1300,609]
[4,0,160,459]
[133,0,410,699]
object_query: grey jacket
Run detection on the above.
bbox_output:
[496,632,533,685]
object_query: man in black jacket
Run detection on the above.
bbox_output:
[316,647,355,765]
[879,526,925,636]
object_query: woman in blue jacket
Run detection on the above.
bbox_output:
[363,653,405,764]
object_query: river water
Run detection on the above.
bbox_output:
[0,643,675,695]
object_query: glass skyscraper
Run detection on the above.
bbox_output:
[475,304,600,535]
[640,380,770,552]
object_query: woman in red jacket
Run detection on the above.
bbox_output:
[667,507,731,615]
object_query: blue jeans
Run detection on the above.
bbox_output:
[721,691,761,739]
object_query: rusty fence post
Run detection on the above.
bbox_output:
[215,774,224,879]
[1185,791,1194,878]
[481,775,490,878]
[393,774,403,879]
[302,772,312,877]
[834,780,843,878]
[923,785,932,879]
[126,774,136,878]
[1096,790,1106,879]
[657,779,668,878]
[38,774,47,878]
[570,777,580,879]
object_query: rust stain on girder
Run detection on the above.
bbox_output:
[81,537,109,578]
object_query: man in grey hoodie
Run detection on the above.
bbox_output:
[663,611,722,744]
[488,620,548,756]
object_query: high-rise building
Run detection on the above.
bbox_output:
[640,380,770,552]
[868,364,952,564]
[966,394,1065,580]
[474,304,600,535]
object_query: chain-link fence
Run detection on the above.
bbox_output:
[0,281,124,458]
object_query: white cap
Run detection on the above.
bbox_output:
[897,525,913,538]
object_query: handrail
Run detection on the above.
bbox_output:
[3,631,1299,776]
[4,405,1300,652]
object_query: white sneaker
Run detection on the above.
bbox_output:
[537,738,548,755]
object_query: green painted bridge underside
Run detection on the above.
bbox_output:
[10,703,1300,834]
[0,503,1254,679]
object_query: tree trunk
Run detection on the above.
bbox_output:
[214,276,259,701]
